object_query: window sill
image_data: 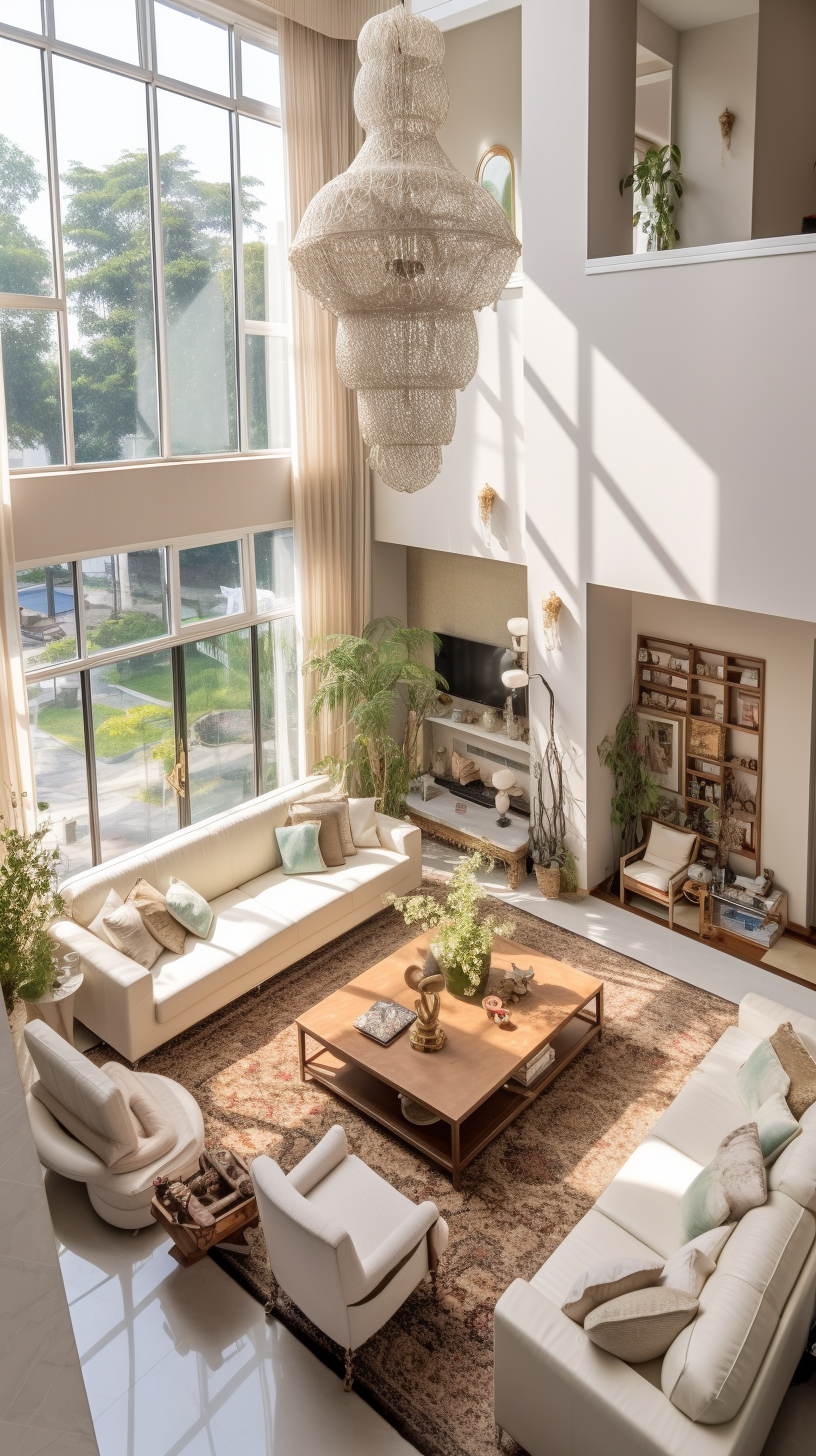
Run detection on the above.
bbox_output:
[10,451,292,479]
[586,232,816,274]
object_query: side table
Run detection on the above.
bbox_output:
[406,787,530,888]
[26,972,84,1046]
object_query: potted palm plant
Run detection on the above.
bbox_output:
[597,706,660,860]
[1,822,64,1083]
[388,852,514,998]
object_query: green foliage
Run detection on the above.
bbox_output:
[29,636,78,665]
[388,853,514,995]
[620,143,683,251]
[304,617,446,819]
[558,847,578,894]
[597,706,660,856]
[0,824,63,1013]
[88,611,166,651]
[94,703,173,758]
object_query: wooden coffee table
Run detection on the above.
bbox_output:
[296,933,603,1188]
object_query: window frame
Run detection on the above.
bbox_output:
[0,0,289,471]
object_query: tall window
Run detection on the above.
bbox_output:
[19,526,298,881]
[0,2,288,469]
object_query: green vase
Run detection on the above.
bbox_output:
[431,940,492,1000]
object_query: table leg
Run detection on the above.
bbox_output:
[297,1025,306,1082]
[596,984,604,1042]
[505,857,527,890]
[451,1123,461,1190]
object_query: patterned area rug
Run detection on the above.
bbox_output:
[95,885,737,1456]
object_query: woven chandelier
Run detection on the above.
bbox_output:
[288,5,521,493]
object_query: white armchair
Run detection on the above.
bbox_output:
[620,820,700,930]
[251,1124,449,1389]
[24,1020,204,1228]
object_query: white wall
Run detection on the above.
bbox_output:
[372,6,525,566]
[676,14,759,248]
[586,584,634,889]
[752,0,816,239]
[636,74,672,147]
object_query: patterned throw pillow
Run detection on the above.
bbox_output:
[299,792,356,857]
[125,877,186,954]
[755,1091,802,1165]
[678,1163,731,1242]
[287,801,346,866]
[102,901,163,970]
[736,1038,790,1115]
[716,1123,767,1221]
[275,821,326,875]
[584,1287,698,1362]
[165,878,214,938]
[770,1022,816,1120]
[561,1256,664,1324]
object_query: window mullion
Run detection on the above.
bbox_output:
[73,559,86,658]
[41,38,75,466]
[250,623,262,797]
[80,668,101,865]
[135,0,152,70]
[230,106,248,453]
[146,78,172,458]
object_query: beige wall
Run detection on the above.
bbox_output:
[676,15,759,248]
[407,546,527,649]
[586,584,635,890]
[12,455,292,564]
[637,3,678,69]
[588,0,637,258]
[752,0,816,239]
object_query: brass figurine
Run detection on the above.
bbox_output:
[404,962,446,1052]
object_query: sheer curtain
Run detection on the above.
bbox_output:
[0,331,36,837]
[279,17,373,768]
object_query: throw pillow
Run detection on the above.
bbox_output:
[301,791,356,857]
[275,821,326,875]
[561,1256,664,1325]
[88,888,125,946]
[716,1122,768,1220]
[584,1288,699,1362]
[736,1038,790,1115]
[102,902,163,970]
[125,877,186,955]
[660,1224,735,1298]
[770,1022,816,1120]
[755,1091,802,1165]
[287,801,346,867]
[165,878,214,938]
[348,797,380,848]
[678,1163,731,1242]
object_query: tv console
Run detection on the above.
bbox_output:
[433,776,530,819]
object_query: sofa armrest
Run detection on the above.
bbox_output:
[48,919,155,1063]
[621,844,647,867]
[375,812,420,859]
[287,1124,348,1196]
[739,992,816,1059]
[494,1280,715,1456]
[356,1200,439,1298]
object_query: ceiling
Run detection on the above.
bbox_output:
[411,0,519,30]
[642,0,758,30]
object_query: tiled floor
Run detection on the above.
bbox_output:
[40,839,816,1456]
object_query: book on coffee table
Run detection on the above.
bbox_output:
[353,1000,417,1045]
[509,1043,555,1087]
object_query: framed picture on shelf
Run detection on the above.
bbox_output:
[740,699,759,730]
[637,710,684,795]
[689,718,726,761]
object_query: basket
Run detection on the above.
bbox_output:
[534,864,561,899]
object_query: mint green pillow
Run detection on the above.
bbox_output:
[166,877,213,938]
[736,1039,790,1115]
[275,821,326,875]
[756,1092,802,1166]
[678,1163,731,1242]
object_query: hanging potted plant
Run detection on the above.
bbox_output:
[388,852,514,998]
[597,706,660,864]
[620,143,684,251]
[1,823,64,1084]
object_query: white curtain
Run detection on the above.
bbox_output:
[279,17,372,768]
[0,331,36,836]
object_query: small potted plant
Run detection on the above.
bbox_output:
[388,852,514,998]
[0,822,64,1081]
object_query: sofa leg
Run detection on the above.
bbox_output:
[495,1424,504,1450]
[343,1348,354,1392]
[264,1273,279,1316]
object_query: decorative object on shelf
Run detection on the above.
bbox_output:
[288,8,520,494]
[498,964,534,1005]
[598,705,660,857]
[719,106,735,159]
[403,963,447,1052]
[481,707,500,733]
[387,851,514,998]
[478,484,497,545]
[421,773,442,803]
[740,699,759,729]
[740,667,759,686]
[354,999,417,1046]
[688,717,726,761]
[477,144,516,232]
[482,994,505,1022]
[451,751,481,785]
[436,692,453,716]
[620,142,684,251]
[451,707,463,722]
[715,813,745,869]
[541,592,563,652]
[399,1093,441,1125]
[503,694,520,739]
[493,768,516,827]
[431,745,449,779]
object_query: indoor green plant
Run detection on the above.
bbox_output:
[597,706,660,858]
[0,822,63,1017]
[304,616,446,818]
[388,852,514,998]
[620,143,683,251]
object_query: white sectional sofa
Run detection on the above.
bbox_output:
[49,776,421,1063]
[494,992,816,1456]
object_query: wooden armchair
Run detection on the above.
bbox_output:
[620,820,700,930]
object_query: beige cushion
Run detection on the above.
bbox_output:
[103,900,163,969]
[101,1063,177,1172]
[645,821,696,873]
[88,887,125,946]
[300,791,356,857]
[287,801,346,867]
[625,861,671,893]
[595,1137,705,1257]
[531,1208,663,1309]
[125,877,186,955]
[659,1225,734,1298]
[25,1020,138,1166]
[651,1059,752,1166]
[348,797,380,848]
[662,1192,815,1423]
[769,1108,816,1211]
[585,1286,698,1362]
[561,1255,664,1324]
[770,1021,816,1120]
[717,1122,767,1220]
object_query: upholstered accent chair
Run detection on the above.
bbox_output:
[620,820,700,930]
[251,1124,449,1389]
[24,1020,204,1228]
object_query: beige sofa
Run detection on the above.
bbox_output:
[49,776,421,1062]
[494,992,816,1456]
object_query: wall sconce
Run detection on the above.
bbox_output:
[719,107,735,161]
[478,484,497,546]
[507,615,528,671]
[541,592,562,651]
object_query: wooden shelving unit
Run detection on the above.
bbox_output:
[635,635,765,874]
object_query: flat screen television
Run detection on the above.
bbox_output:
[434,633,527,716]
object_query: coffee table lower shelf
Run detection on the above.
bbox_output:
[299,1012,600,1188]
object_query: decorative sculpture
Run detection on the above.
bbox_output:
[541,592,563,652]
[719,107,735,160]
[404,962,446,1051]
[288,8,521,493]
